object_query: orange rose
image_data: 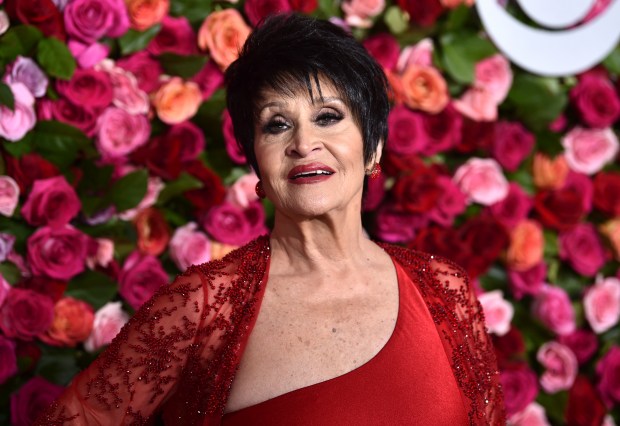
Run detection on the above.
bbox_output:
[601,218,620,260]
[399,64,448,114]
[532,153,569,190]
[198,9,251,70]
[210,241,237,260]
[135,207,170,256]
[506,219,544,271]
[42,297,94,347]
[125,0,169,31]
[152,77,202,124]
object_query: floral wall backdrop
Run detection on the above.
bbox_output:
[0,0,619,424]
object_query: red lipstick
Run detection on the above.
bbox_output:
[287,163,336,184]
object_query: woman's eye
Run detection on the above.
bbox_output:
[316,112,343,126]
[263,119,289,134]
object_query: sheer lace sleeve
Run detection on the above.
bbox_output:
[34,270,206,426]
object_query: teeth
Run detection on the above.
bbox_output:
[294,170,333,178]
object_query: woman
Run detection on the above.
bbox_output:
[37,14,505,425]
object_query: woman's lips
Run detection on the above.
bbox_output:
[287,163,336,184]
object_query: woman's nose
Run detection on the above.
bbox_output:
[285,124,322,157]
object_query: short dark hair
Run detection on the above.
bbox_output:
[225,13,390,177]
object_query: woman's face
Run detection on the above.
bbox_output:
[253,80,376,218]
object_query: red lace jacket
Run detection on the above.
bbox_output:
[35,236,505,425]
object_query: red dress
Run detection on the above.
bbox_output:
[35,236,505,425]
[221,261,469,425]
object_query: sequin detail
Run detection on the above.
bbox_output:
[35,236,504,425]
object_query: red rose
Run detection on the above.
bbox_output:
[56,68,114,110]
[119,251,168,310]
[19,276,67,302]
[457,116,495,153]
[593,172,620,217]
[534,187,585,231]
[363,33,400,71]
[492,327,525,368]
[410,225,463,266]
[0,288,54,341]
[2,152,59,193]
[487,182,532,229]
[565,375,606,426]
[391,164,442,213]
[571,73,620,128]
[21,176,82,228]
[10,376,64,426]
[396,0,444,27]
[184,160,226,216]
[596,345,620,408]
[491,121,535,172]
[134,207,170,256]
[458,216,509,278]
[0,335,17,385]
[147,16,197,56]
[288,0,317,13]
[418,103,463,156]
[4,0,66,41]
[244,0,292,26]
[51,99,100,137]
[27,225,89,280]
[500,362,539,416]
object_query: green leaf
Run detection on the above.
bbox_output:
[36,37,76,80]
[0,82,14,110]
[106,169,148,212]
[65,270,118,310]
[158,53,208,79]
[2,133,34,157]
[507,74,568,130]
[157,172,203,205]
[0,262,20,285]
[118,25,161,55]
[30,120,89,168]
[35,346,82,386]
[384,6,409,35]
[317,0,341,19]
[537,391,568,425]
[169,0,213,24]
[0,25,43,61]
[603,45,620,75]
[440,32,496,84]
[444,4,471,32]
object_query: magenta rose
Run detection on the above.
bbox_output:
[63,0,129,43]
[0,233,16,263]
[563,171,594,213]
[500,363,539,416]
[0,82,36,142]
[558,329,599,365]
[169,222,211,272]
[584,276,620,334]
[596,346,620,408]
[96,107,150,158]
[10,376,64,426]
[27,225,89,280]
[363,33,400,70]
[386,105,425,156]
[202,201,267,246]
[491,121,534,172]
[119,251,168,310]
[147,16,197,55]
[56,68,113,109]
[9,56,48,98]
[487,182,532,229]
[0,288,54,340]
[222,109,247,164]
[571,73,620,128]
[453,158,509,206]
[244,0,292,26]
[532,285,576,336]
[427,175,466,226]
[418,103,462,156]
[0,335,17,384]
[0,273,10,308]
[537,341,578,393]
[51,98,99,137]
[21,176,81,228]
[84,301,129,352]
[117,51,164,94]
[375,203,428,243]
[508,261,546,300]
[562,127,619,175]
[68,39,109,68]
[558,223,606,277]
[191,60,224,100]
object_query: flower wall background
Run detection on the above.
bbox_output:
[0,0,619,424]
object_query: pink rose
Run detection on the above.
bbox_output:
[500,363,539,416]
[64,0,130,43]
[202,201,267,246]
[558,329,599,365]
[169,222,212,271]
[100,62,149,115]
[226,172,260,209]
[191,60,224,100]
[386,105,425,155]
[508,402,551,426]
[0,176,19,216]
[487,183,532,229]
[68,40,110,69]
[0,335,17,385]
[0,10,9,35]
[0,82,36,141]
[10,376,64,426]
[474,54,512,104]
[0,272,10,306]
[117,51,164,94]
[478,290,513,336]
[0,288,54,340]
[537,341,578,393]
[363,33,400,71]
[491,121,534,172]
[56,68,113,109]
[84,301,129,352]
[571,73,620,128]
[532,285,576,336]
[375,204,427,243]
[453,86,498,121]
[508,261,546,300]
[342,0,385,27]
[9,56,48,98]
[559,223,606,277]
[117,176,163,220]
[453,158,509,206]
[584,276,620,334]
[119,250,169,310]
[596,346,620,407]
[0,233,15,263]
[244,0,292,26]
[51,98,99,137]
[428,175,466,226]
[562,127,619,175]
[147,15,197,55]
[222,109,247,164]
[21,176,81,228]
[396,38,434,72]
[96,107,150,158]
[27,225,89,280]
[86,237,114,269]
